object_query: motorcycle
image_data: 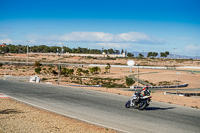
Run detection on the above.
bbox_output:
[125,90,151,110]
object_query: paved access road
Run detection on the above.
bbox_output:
[0,80,199,133]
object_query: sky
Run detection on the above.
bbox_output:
[0,0,200,56]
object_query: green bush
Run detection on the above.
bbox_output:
[126,77,135,86]
[42,78,48,81]
[35,67,41,74]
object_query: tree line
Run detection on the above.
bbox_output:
[127,51,170,58]
[0,44,169,58]
[0,44,126,55]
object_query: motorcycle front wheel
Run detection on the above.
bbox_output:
[125,100,131,108]
[138,100,147,110]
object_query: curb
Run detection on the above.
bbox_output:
[0,93,11,98]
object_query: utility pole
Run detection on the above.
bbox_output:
[57,43,64,85]
[57,48,60,85]
[137,64,140,86]
[173,48,177,67]
[26,41,30,66]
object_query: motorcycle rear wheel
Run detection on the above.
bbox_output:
[138,100,147,110]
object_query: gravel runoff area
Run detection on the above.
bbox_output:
[0,98,118,133]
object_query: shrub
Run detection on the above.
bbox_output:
[35,67,41,74]
[52,70,58,75]
[89,67,101,74]
[42,78,48,81]
[126,77,135,86]
[158,81,172,86]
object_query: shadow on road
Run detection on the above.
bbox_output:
[145,107,175,111]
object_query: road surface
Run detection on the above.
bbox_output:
[0,80,199,133]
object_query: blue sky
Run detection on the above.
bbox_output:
[0,0,200,56]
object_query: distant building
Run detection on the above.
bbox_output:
[0,44,6,47]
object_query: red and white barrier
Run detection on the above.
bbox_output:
[0,93,11,98]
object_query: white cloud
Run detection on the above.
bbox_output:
[185,44,200,51]
[0,38,13,44]
[28,31,165,45]
[61,32,114,42]
[116,32,152,43]
[94,43,130,48]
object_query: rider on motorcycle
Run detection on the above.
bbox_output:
[141,85,151,96]
[130,85,150,106]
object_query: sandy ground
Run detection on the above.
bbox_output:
[1,53,200,67]
[0,98,117,133]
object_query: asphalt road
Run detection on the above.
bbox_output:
[0,80,199,133]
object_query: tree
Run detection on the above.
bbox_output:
[0,46,9,53]
[138,53,144,58]
[1,44,125,55]
[50,46,60,53]
[127,53,134,58]
[121,49,124,54]
[160,51,170,58]
[105,63,111,73]
[165,51,169,56]
[8,44,18,53]
[105,66,110,73]
[107,48,115,54]
[152,52,158,58]
[147,52,158,58]
[147,52,152,58]
[115,50,120,54]
[107,63,111,68]
[126,77,135,86]
[103,49,108,54]
[63,46,72,53]
[160,52,166,58]
[77,47,82,53]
